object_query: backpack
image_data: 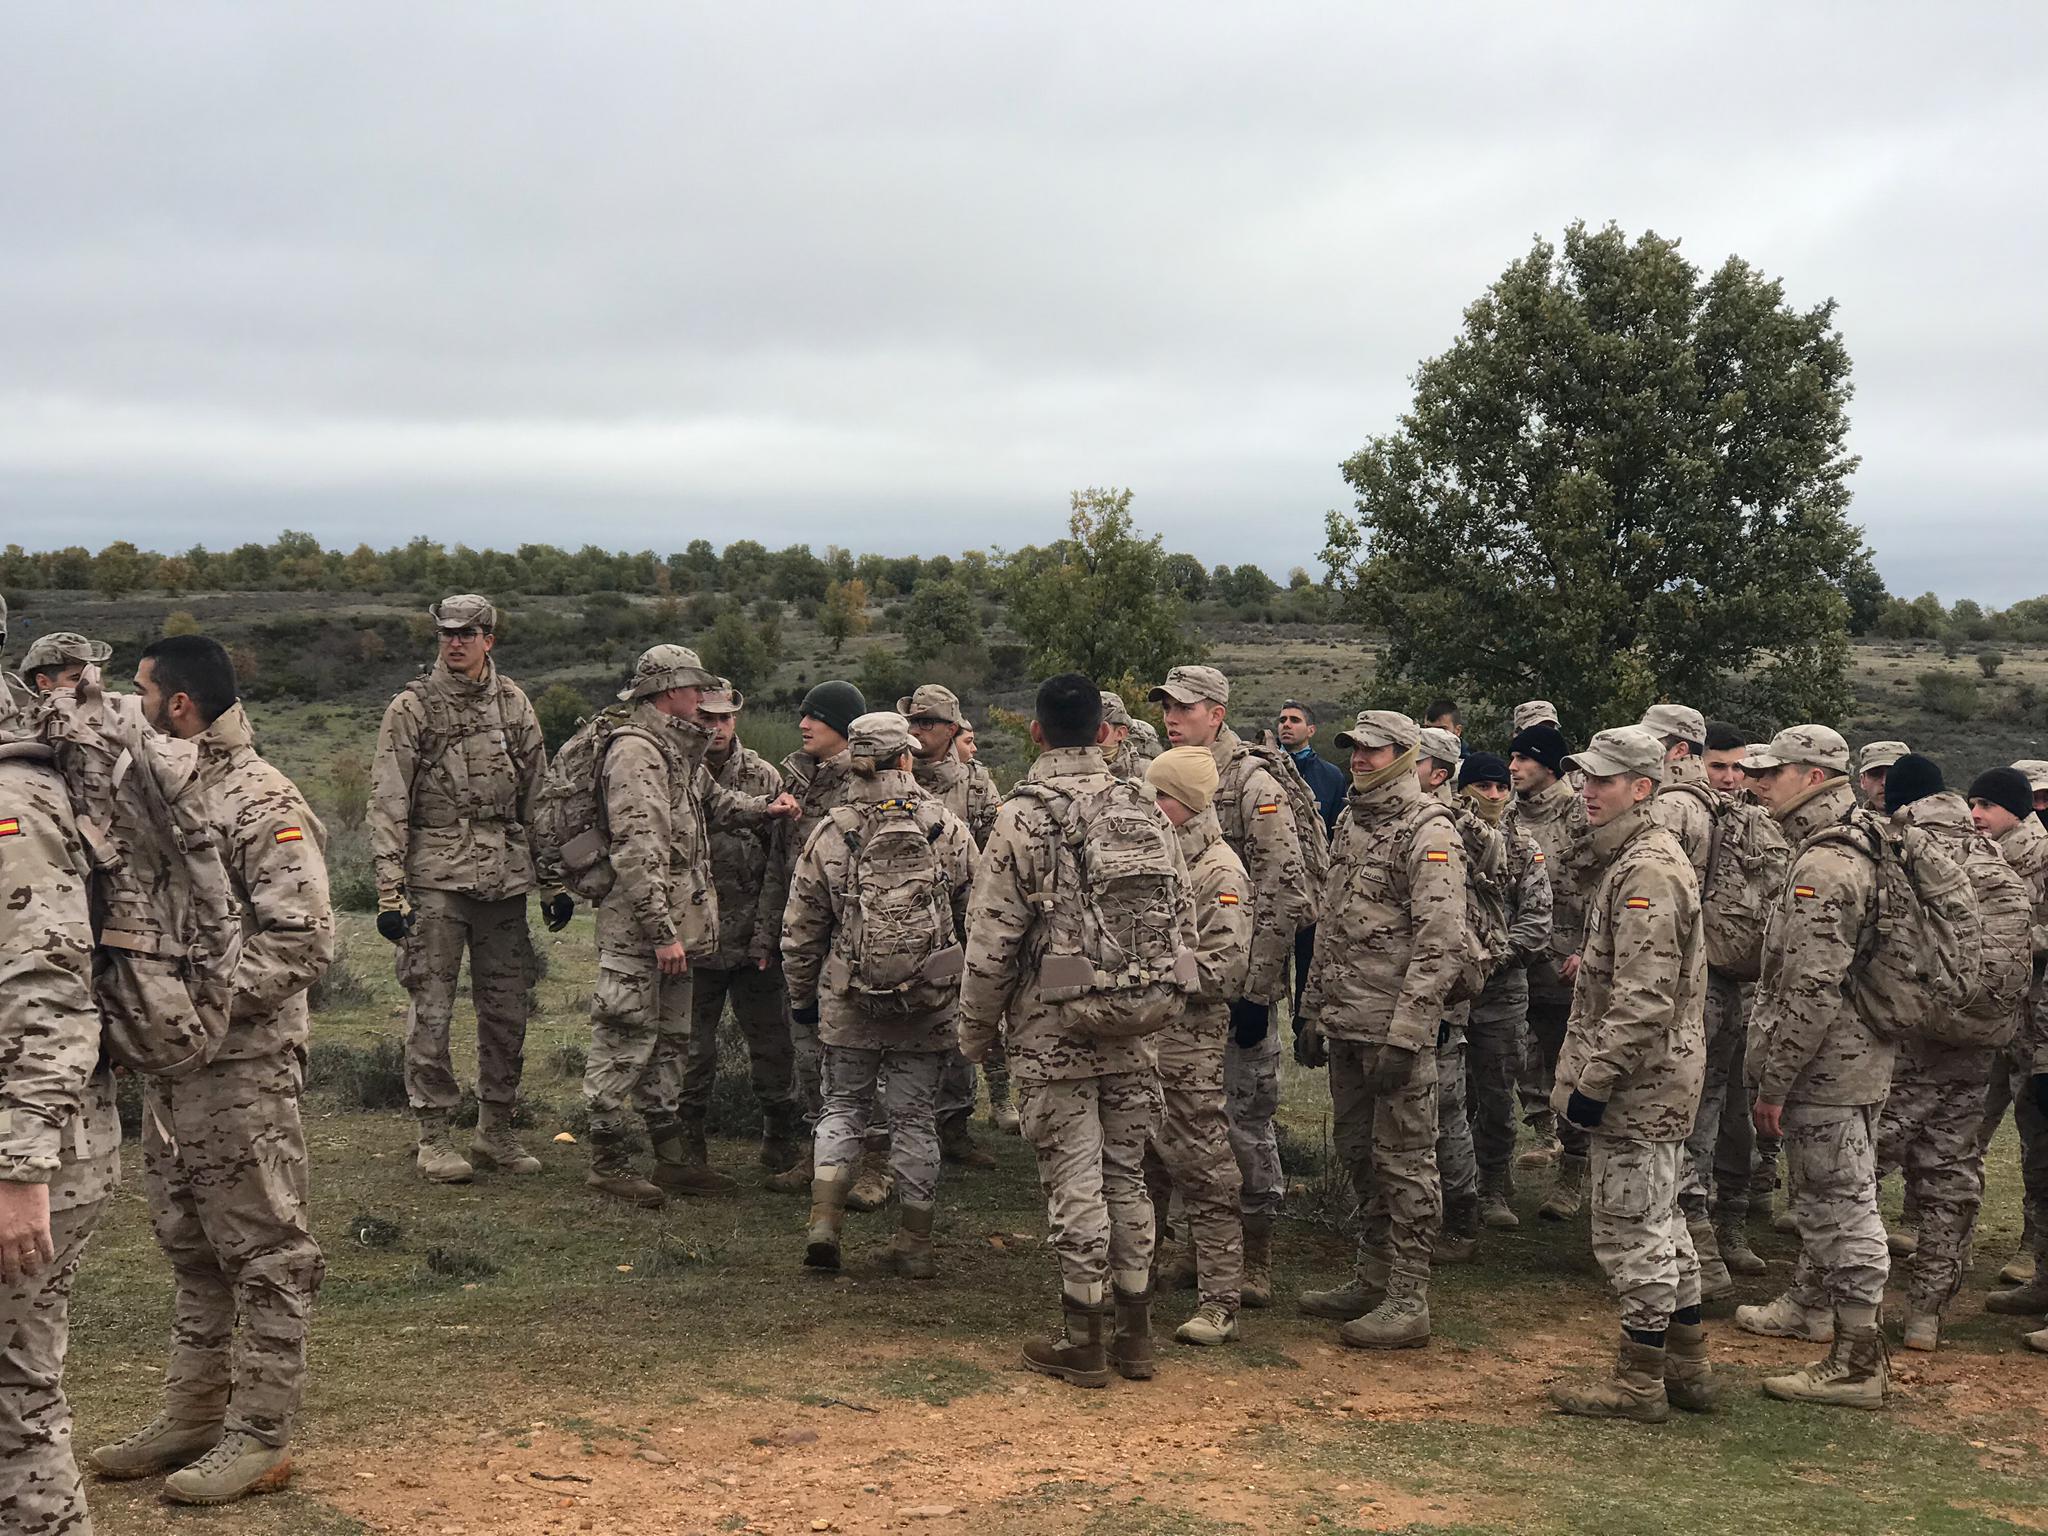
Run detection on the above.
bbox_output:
[1923,827,2032,1048]
[1011,777,1197,1039]
[1414,800,1511,1005]
[1699,798,1792,981]
[1243,741,1334,898]
[819,796,963,1013]
[531,705,663,902]
[1803,808,1981,1045]
[29,691,245,1078]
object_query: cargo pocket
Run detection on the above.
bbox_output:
[593,953,658,1031]
[1591,1146,1654,1222]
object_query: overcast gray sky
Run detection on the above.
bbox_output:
[2,4,2040,599]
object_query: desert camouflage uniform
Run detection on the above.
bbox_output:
[780,768,977,1204]
[685,740,799,1142]
[1422,779,1480,1208]
[1978,813,2048,1271]
[0,717,120,1535]
[1515,776,1594,1153]
[1467,804,1553,1185]
[369,659,547,1115]
[1144,810,1253,1310]
[960,745,1195,1301]
[754,749,856,1123]
[913,750,1005,1133]
[1553,803,1706,1331]
[1301,771,1468,1300]
[1749,778,1892,1312]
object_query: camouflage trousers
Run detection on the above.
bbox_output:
[1879,1071,1993,1312]
[1680,972,1753,1218]
[789,1002,824,1128]
[1519,998,1589,1158]
[1,1197,102,1535]
[816,1046,943,1204]
[1019,1073,1162,1299]
[1588,1135,1701,1332]
[935,1040,1015,1126]
[1225,1027,1285,1218]
[683,964,800,1138]
[1782,1103,1890,1312]
[584,951,691,1142]
[399,888,536,1113]
[1329,1038,1442,1289]
[1144,1068,1245,1311]
[1977,1043,2048,1260]
[1465,1001,1521,1182]
[1434,1024,1477,1203]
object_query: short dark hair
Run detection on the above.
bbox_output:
[1423,697,1460,727]
[1036,672,1102,749]
[1279,699,1317,725]
[140,635,238,724]
[1704,720,1746,753]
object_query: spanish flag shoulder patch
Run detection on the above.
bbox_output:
[1218,891,1241,906]
[1256,802,1281,815]
[275,826,305,844]
[1532,851,1545,862]
[0,817,19,838]
[1423,848,1451,862]
[1794,884,1818,900]
[1624,896,1651,911]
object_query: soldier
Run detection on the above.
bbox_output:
[582,647,794,1205]
[1423,699,1464,749]
[1735,725,1892,1408]
[1513,700,1560,734]
[369,595,558,1184]
[783,712,977,1278]
[1128,718,1163,765]
[1416,727,1483,1263]
[1857,741,1909,809]
[755,680,867,1195]
[2014,760,2048,825]
[87,636,335,1501]
[681,687,800,1195]
[1296,709,1467,1349]
[954,718,1017,1133]
[961,674,1193,1387]
[1509,719,1595,1217]
[21,632,113,695]
[1142,747,1254,1345]
[1547,727,1712,1422]
[1459,753,1552,1234]
[1150,665,1316,1308]
[1101,692,1143,782]
[0,680,119,1533]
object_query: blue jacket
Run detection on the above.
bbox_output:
[1289,746,1347,839]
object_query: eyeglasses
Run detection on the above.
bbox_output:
[439,627,486,641]
[909,717,949,728]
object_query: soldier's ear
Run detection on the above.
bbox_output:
[1095,722,1110,746]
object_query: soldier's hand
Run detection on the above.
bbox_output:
[1560,953,1582,984]
[1229,999,1271,1050]
[1752,1097,1784,1139]
[656,941,689,976]
[1292,1019,1328,1069]
[766,792,801,820]
[1364,1042,1419,1095]
[1564,1090,1607,1129]
[0,1181,55,1286]
[540,891,575,932]
[375,897,414,945]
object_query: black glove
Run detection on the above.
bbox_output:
[791,1002,821,1027]
[376,907,413,944]
[1365,1043,1419,1096]
[540,893,576,932]
[1229,999,1271,1050]
[1293,1019,1328,1069]
[1565,1090,1608,1129]
[2031,1072,2048,1118]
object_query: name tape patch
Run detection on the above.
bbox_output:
[274,827,305,844]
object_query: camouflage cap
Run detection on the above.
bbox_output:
[1565,725,1667,783]
[617,644,722,701]
[2011,759,2048,794]
[1149,665,1230,707]
[1146,745,1220,813]
[1744,724,1850,776]
[1099,691,1133,727]
[1335,709,1419,753]
[430,593,496,631]
[848,710,915,760]
[896,683,963,725]
[1129,719,1161,748]
[1640,703,1705,744]
[1418,726,1463,766]
[698,686,746,716]
[20,631,113,672]
[1513,699,1560,733]
[1857,739,1910,774]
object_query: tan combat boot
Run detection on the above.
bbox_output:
[846,1144,895,1212]
[1175,1301,1238,1345]
[993,1099,1022,1134]
[1299,1251,1389,1321]
[1762,1311,1888,1409]
[470,1102,541,1175]
[1998,1252,2037,1286]
[1023,1295,1111,1388]
[88,1412,223,1480]
[1337,1274,1431,1350]
[649,1119,738,1198]
[1241,1214,1274,1308]
[160,1433,294,1505]
[1900,1309,1939,1352]
[1109,1286,1156,1380]
[1689,1217,1733,1300]
[879,1199,936,1280]
[1664,1322,1721,1412]
[415,1115,473,1184]
[1716,1217,1768,1276]
[1734,1292,1834,1342]
[1984,1260,2048,1315]
[1435,1196,1480,1264]
[586,1133,664,1207]
[765,1140,815,1194]
[1538,1153,1586,1221]
[805,1165,850,1271]
[1479,1170,1519,1231]
[1550,1337,1669,1423]
[939,1113,998,1170]
[2024,1326,2048,1354]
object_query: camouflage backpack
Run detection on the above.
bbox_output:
[1697,797,1792,982]
[1243,740,1334,898]
[530,704,663,902]
[1011,777,1197,1039]
[1412,799,1512,1006]
[30,688,244,1078]
[1918,820,2032,1048]
[819,796,962,1014]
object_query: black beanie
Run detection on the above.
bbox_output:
[1968,766,2033,823]
[1884,753,1944,814]
[1459,751,1511,789]
[1509,722,1570,777]
[799,679,866,740]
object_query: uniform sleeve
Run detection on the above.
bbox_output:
[1193,858,1254,1001]
[1509,834,1554,966]
[604,736,678,949]
[1389,818,1468,1053]
[227,784,337,1017]
[1236,765,1314,1006]
[960,805,1040,1055]
[367,693,421,900]
[700,768,777,828]
[945,820,979,942]
[1751,849,1869,1103]
[778,825,840,1009]
[509,689,549,858]
[0,795,96,1182]
[752,820,794,965]
[1573,859,1687,1103]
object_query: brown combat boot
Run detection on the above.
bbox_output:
[1109,1286,1156,1380]
[1337,1267,1431,1350]
[415,1114,474,1184]
[88,1412,224,1480]
[1762,1311,1889,1409]
[879,1199,936,1280]
[1299,1250,1389,1321]
[649,1119,738,1198]
[1479,1169,1519,1231]
[1435,1195,1480,1264]
[1023,1295,1111,1388]
[586,1132,664,1208]
[1550,1337,1669,1423]
[160,1433,294,1505]
[939,1113,998,1169]
[1241,1214,1274,1308]
[470,1101,541,1175]
[846,1144,895,1212]
[1985,1252,2048,1315]
[765,1139,815,1194]
[805,1165,850,1271]
[1664,1321,1722,1412]
[1717,1217,1768,1277]
[1538,1154,1586,1221]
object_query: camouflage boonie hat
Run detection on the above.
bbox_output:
[1099,691,1133,727]
[698,686,746,716]
[1857,740,1910,774]
[1744,724,1850,776]
[1149,665,1229,707]
[1566,725,1667,783]
[1335,710,1419,753]
[20,631,113,672]
[848,710,915,760]
[1146,745,1220,813]
[1641,703,1705,744]
[430,593,496,631]
[2012,759,2048,794]
[618,644,722,701]
[1513,699,1560,733]
[1418,726,1462,766]
[896,684,963,725]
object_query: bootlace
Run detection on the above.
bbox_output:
[1195,1302,1231,1329]
[182,1433,258,1477]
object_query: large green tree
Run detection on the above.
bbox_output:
[1003,488,1199,685]
[1322,222,1864,740]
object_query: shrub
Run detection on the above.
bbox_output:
[324,825,379,912]
[1978,649,2004,678]
[1916,669,1979,720]
[535,682,591,754]
[308,951,374,1012]
[162,609,202,637]
[306,1036,409,1111]
[326,748,371,829]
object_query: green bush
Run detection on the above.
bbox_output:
[1978,649,2004,678]
[325,825,379,912]
[1916,669,1979,720]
